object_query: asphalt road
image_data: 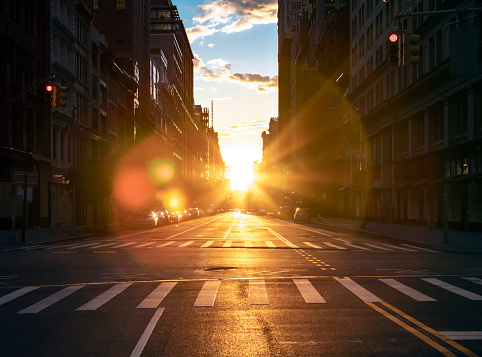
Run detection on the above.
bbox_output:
[0,212,481,356]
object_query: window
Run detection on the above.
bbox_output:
[93,0,98,10]
[116,0,126,10]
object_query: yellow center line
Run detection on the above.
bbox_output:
[366,302,457,357]
[381,302,478,357]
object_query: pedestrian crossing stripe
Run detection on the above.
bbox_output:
[19,240,439,252]
[2,277,482,314]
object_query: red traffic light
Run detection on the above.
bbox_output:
[46,84,53,92]
[389,33,399,42]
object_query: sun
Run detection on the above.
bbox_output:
[222,142,261,191]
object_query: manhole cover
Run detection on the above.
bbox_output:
[204,267,236,271]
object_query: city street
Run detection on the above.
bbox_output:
[0,212,481,356]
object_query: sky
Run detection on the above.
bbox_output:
[176,0,279,190]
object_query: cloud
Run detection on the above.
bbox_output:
[229,73,278,92]
[193,53,232,81]
[187,0,277,42]
[217,119,269,138]
[208,43,215,48]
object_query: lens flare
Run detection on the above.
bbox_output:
[114,168,154,209]
[149,158,176,186]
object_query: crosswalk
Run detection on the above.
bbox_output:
[1,276,481,314]
[14,239,439,252]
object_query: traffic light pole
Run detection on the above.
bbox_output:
[0,73,55,109]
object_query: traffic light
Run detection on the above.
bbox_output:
[45,83,53,107]
[52,83,67,108]
[387,31,402,67]
[403,31,420,66]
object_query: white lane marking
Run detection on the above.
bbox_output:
[401,244,439,252]
[300,227,336,238]
[293,279,326,303]
[44,242,85,250]
[177,241,194,248]
[303,242,323,249]
[67,242,103,249]
[162,216,223,240]
[130,307,165,357]
[439,331,482,340]
[222,241,232,248]
[88,242,118,249]
[379,279,436,301]
[18,285,84,314]
[343,242,371,250]
[464,277,482,285]
[157,241,175,248]
[362,243,392,251]
[223,226,232,239]
[194,280,221,307]
[77,283,132,311]
[249,280,269,305]
[265,241,276,248]
[382,243,417,252]
[422,278,482,300]
[134,242,156,248]
[201,241,214,248]
[335,278,382,302]
[323,242,346,250]
[0,287,39,306]
[264,227,298,248]
[110,242,137,249]
[137,282,177,309]
[245,241,253,248]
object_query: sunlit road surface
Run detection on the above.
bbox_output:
[1,212,481,356]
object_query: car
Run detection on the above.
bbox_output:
[277,206,295,220]
[294,207,310,223]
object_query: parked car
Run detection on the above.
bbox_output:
[277,206,295,220]
[294,207,310,223]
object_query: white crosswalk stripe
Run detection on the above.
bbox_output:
[379,279,436,301]
[18,285,84,314]
[77,283,132,311]
[265,241,276,248]
[0,287,39,306]
[303,242,323,249]
[201,240,214,248]
[293,279,326,303]
[335,277,382,302]
[422,278,482,300]
[194,281,221,307]
[137,282,177,309]
[463,277,482,286]
[249,280,269,305]
[157,241,175,247]
[177,241,194,248]
[344,242,371,250]
[401,244,439,252]
[323,242,346,250]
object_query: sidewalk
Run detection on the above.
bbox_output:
[315,218,482,253]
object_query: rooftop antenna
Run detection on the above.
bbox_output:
[210,100,214,128]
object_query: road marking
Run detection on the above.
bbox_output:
[201,240,214,248]
[44,243,84,250]
[422,278,482,300]
[0,287,39,306]
[89,242,118,249]
[18,285,84,314]
[137,282,177,309]
[379,279,436,301]
[440,331,482,340]
[157,241,175,247]
[249,280,269,305]
[130,307,165,357]
[177,241,194,248]
[264,227,299,248]
[293,279,326,303]
[222,241,232,248]
[401,244,439,252]
[362,243,392,251]
[335,277,382,302]
[367,302,459,357]
[323,242,346,250]
[300,227,336,238]
[265,241,276,248]
[380,301,478,357]
[162,216,222,240]
[77,283,132,311]
[303,242,323,249]
[223,226,232,239]
[67,242,103,249]
[194,280,221,307]
[110,242,137,249]
[381,243,417,251]
[463,277,482,285]
[134,242,155,248]
[245,241,253,247]
[343,242,371,250]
